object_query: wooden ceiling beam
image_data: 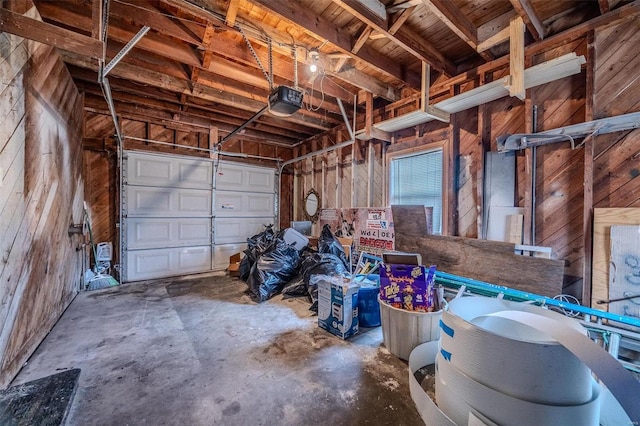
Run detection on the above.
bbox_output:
[106,0,205,45]
[225,0,240,27]
[333,67,400,102]
[477,10,517,52]
[61,51,336,131]
[37,0,355,105]
[36,1,202,66]
[388,6,416,35]
[509,0,544,40]
[331,0,456,76]
[420,0,492,60]
[387,0,422,14]
[332,25,372,73]
[84,95,304,146]
[598,0,621,14]
[0,6,103,59]
[192,23,216,85]
[250,0,421,89]
[70,65,320,136]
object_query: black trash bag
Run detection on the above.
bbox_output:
[281,273,307,298]
[318,224,349,269]
[247,239,301,302]
[300,252,350,312]
[240,225,276,281]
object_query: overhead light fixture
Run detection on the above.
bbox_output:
[308,48,319,73]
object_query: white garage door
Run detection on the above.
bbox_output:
[121,151,276,282]
[213,161,276,270]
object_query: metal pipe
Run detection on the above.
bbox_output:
[531,104,537,245]
[219,105,268,145]
[100,77,123,145]
[103,26,150,77]
[337,98,354,140]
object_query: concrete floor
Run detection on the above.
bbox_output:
[13,273,424,425]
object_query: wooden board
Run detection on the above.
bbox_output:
[392,205,565,297]
[592,208,640,311]
[608,225,640,323]
[0,14,84,388]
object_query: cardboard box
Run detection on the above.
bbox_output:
[227,253,242,277]
[317,276,360,339]
[380,264,437,312]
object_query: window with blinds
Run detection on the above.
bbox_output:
[389,148,443,234]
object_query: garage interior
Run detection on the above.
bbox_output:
[1,0,640,424]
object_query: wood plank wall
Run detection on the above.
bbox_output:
[532,39,588,283]
[593,19,640,209]
[0,6,84,388]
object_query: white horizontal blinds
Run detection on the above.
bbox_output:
[389,148,443,234]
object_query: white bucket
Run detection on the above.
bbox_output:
[379,297,441,360]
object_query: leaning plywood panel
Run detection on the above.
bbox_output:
[592,208,640,312]
[392,205,564,297]
[609,225,640,326]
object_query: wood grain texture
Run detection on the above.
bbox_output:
[0,33,83,388]
[592,208,640,312]
[392,205,564,296]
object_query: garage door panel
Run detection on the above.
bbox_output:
[215,162,275,193]
[214,217,273,244]
[127,218,211,249]
[215,192,274,217]
[178,192,211,213]
[126,186,211,217]
[123,152,275,282]
[127,152,212,189]
[127,246,212,281]
[214,243,247,270]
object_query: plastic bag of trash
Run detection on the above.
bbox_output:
[318,224,349,269]
[240,225,276,281]
[247,239,301,302]
[281,273,307,298]
[302,252,350,312]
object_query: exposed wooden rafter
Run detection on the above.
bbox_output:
[332,25,373,73]
[477,10,517,52]
[250,0,422,89]
[0,7,103,59]
[331,0,456,76]
[509,0,544,40]
[421,0,492,60]
[225,0,240,27]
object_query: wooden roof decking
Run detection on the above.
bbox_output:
[15,0,625,147]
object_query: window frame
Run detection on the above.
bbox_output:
[384,140,450,235]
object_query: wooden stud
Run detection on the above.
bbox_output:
[509,16,526,101]
[225,0,240,27]
[509,0,544,40]
[0,7,103,59]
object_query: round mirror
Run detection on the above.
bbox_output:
[304,189,320,223]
